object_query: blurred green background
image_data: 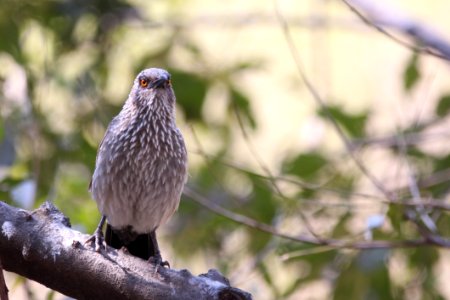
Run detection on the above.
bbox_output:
[1,0,450,299]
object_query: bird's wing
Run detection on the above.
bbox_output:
[88,116,121,191]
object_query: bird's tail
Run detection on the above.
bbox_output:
[105,224,156,260]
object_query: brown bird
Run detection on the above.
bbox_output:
[86,68,188,266]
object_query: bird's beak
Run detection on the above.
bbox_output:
[150,78,171,89]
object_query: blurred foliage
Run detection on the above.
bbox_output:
[436,94,450,117]
[0,1,449,300]
[403,52,421,91]
[318,105,369,138]
[282,152,329,183]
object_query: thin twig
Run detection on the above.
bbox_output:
[189,150,450,211]
[280,245,336,261]
[398,132,438,233]
[275,1,450,245]
[273,1,396,202]
[341,0,448,60]
[184,186,450,249]
[188,125,241,207]
[351,129,450,149]
[190,150,335,191]
[136,14,361,30]
[231,103,322,239]
[389,199,450,211]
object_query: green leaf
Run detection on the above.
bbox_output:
[318,105,368,138]
[244,176,276,252]
[409,247,439,269]
[436,94,450,117]
[331,211,352,237]
[387,203,405,235]
[248,176,276,223]
[282,152,327,180]
[427,154,450,196]
[434,154,450,172]
[229,87,256,129]
[170,69,208,120]
[334,250,394,300]
[403,53,421,91]
[0,3,20,59]
[174,193,234,258]
[258,263,280,297]
[230,60,262,73]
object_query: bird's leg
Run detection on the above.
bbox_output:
[148,230,170,268]
[85,215,106,252]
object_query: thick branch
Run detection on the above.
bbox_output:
[343,0,450,60]
[0,201,251,300]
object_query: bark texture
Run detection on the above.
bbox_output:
[0,201,252,300]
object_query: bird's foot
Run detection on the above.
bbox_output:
[148,254,170,269]
[85,228,105,252]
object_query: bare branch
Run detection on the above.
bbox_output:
[342,0,450,60]
[398,133,438,233]
[273,1,396,202]
[0,201,251,300]
[230,105,321,239]
[389,199,450,212]
[136,14,361,30]
[185,186,450,249]
[189,150,450,211]
[351,129,450,150]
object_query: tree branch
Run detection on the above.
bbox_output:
[273,0,397,202]
[343,0,450,60]
[185,186,450,249]
[0,201,252,300]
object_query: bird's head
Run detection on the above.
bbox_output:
[131,68,175,113]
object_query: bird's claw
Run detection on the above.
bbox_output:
[85,229,105,252]
[148,255,170,269]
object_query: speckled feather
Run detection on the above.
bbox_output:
[90,68,187,235]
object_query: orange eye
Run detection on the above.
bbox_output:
[139,78,148,88]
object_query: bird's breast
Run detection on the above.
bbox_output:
[91,119,187,233]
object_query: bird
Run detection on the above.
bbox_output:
[86,68,188,266]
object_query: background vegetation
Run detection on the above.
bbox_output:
[1,0,450,299]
